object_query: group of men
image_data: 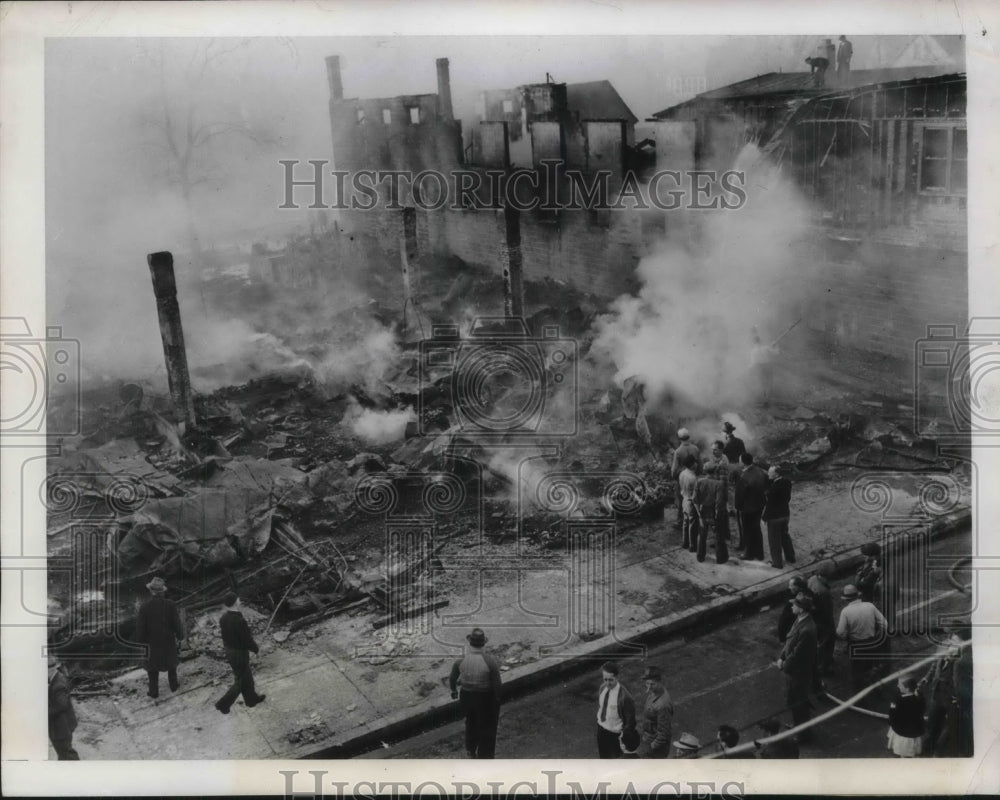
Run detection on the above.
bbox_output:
[48,579,265,759]
[805,35,853,87]
[671,421,796,569]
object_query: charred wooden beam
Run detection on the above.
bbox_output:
[147,251,197,432]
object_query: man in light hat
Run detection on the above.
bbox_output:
[449,628,502,758]
[135,576,185,699]
[48,655,80,760]
[671,429,702,529]
[777,592,818,738]
[678,454,700,553]
[640,666,674,758]
[836,583,888,692]
[673,732,701,758]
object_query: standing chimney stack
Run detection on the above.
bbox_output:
[147,251,197,432]
[436,58,453,121]
[326,55,344,101]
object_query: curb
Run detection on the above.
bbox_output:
[299,507,971,758]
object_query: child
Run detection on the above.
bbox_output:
[887,675,925,757]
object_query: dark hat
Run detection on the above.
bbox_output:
[641,665,663,681]
[793,592,814,612]
[758,717,781,734]
[673,732,701,751]
[842,584,860,600]
[146,576,167,593]
[722,421,736,433]
[467,627,487,646]
[620,727,641,753]
[860,542,882,557]
[223,591,239,608]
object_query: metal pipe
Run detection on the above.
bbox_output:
[146,251,197,432]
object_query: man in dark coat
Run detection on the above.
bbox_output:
[640,666,674,758]
[449,627,503,758]
[695,465,729,564]
[735,453,768,561]
[135,576,185,698]
[777,592,818,739]
[721,422,746,538]
[763,465,796,568]
[48,656,79,760]
[215,592,266,714]
[777,576,810,643]
[808,571,836,679]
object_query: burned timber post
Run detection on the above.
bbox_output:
[500,205,524,319]
[146,251,197,431]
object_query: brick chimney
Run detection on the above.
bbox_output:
[326,55,344,101]
[436,57,453,121]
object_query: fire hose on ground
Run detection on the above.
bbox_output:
[704,639,971,758]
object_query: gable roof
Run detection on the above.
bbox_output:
[650,64,961,118]
[566,80,638,124]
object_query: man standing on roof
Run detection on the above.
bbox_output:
[837,36,853,84]
[450,627,503,758]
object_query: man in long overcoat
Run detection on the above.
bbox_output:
[135,576,185,698]
[777,592,818,740]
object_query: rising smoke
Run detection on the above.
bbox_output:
[591,143,814,414]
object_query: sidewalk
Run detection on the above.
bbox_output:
[68,470,971,759]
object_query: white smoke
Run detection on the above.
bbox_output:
[592,143,813,410]
[347,402,415,445]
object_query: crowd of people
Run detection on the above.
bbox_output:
[670,420,797,569]
[48,421,972,762]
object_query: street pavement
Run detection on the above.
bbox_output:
[65,469,970,759]
[362,528,972,759]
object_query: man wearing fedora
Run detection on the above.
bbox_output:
[673,732,701,758]
[449,628,502,758]
[777,591,818,738]
[135,576,186,699]
[722,422,746,545]
[837,583,888,692]
[640,666,674,758]
[595,661,638,759]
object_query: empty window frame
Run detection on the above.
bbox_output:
[502,99,514,114]
[382,108,392,124]
[409,107,421,124]
[918,125,966,194]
